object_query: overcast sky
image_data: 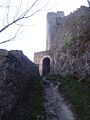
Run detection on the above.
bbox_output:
[0,0,88,61]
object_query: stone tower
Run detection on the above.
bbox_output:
[34,11,65,75]
[46,11,64,50]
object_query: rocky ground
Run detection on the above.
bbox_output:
[42,77,76,120]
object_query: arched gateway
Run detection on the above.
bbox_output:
[39,55,52,76]
[42,57,50,76]
[34,51,52,76]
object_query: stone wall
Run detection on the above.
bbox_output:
[0,49,39,119]
[53,6,90,79]
[34,51,50,66]
[34,51,54,75]
[34,6,90,79]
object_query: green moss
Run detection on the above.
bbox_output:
[62,38,73,52]
[58,76,90,120]
[30,77,44,120]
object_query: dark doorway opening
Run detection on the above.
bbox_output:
[42,57,50,76]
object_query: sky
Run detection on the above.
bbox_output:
[0,0,88,61]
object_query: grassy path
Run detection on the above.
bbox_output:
[43,77,75,120]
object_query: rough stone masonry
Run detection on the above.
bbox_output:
[0,49,39,119]
[34,6,90,79]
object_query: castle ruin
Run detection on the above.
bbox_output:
[34,11,65,75]
[34,6,90,78]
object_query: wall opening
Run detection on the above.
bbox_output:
[42,57,50,76]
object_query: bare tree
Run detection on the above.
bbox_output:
[87,0,90,6]
[0,0,50,44]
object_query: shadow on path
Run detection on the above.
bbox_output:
[42,77,76,120]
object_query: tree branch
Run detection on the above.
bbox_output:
[0,0,50,44]
[0,25,22,44]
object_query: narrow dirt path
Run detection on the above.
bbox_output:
[43,77,76,120]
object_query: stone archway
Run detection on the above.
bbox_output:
[38,55,52,76]
[42,57,50,76]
